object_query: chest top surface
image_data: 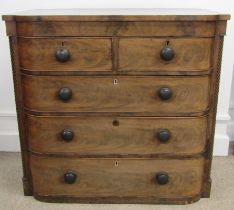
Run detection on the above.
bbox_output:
[2,8,230,21]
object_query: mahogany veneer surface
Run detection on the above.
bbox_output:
[2,8,230,204]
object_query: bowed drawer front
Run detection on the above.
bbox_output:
[30,156,204,198]
[26,115,207,155]
[2,9,229,204]
[22,75,209,114]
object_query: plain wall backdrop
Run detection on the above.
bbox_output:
[0,0,234,155]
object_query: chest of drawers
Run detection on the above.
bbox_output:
[2,9,230,204]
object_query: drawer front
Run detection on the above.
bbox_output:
[16,21,216,37]
[27,115,207,155]
[18,38,112,71]
[119,38,212,71]
[31,156,204,197]
[22,75,209,114]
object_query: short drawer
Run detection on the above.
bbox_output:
[27,115,207,155]
[118,38,212,72]
[22,75,209,115]
[18,38,112,71]
[30,156,204,198]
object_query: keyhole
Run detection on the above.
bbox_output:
[115,161,118,166]
[114,79,118,85]
[112,120,119,126]
[61,42,64,46]
[166,40,170,46]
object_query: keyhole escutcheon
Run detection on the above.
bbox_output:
[114,79,118,85]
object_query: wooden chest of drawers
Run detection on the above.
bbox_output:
[2,9,230,204]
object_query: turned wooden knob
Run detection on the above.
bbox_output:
[55,48,70,62]
[61,129,74,142]
[58,87,72,102]
[158,87,173,100]
[156,172,169,185]
[157,129,171,143]
[64,171,77,184]
[160,46,175,61]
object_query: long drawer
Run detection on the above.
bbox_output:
[30,156,204,198]
[22,75,209,114]
[27,115,207,155]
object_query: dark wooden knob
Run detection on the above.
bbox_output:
[58,87,72,102]
[64,171,77,184]
[160,46,175,61]
[61,129,74,142]
[55,48,70,62]
[156,172,169,185]
[158,87,172,100]
[157,129,170,143]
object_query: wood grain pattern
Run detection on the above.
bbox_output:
[30,155,204,198]
[119,38,212,71]
[15,21,216,37]
[22,75,209,114]
[2,15,228,22]
[26,115,207,155]
[33,194,201,204]
[2,8,230,22]
[18,38,112,71]
[2,10,229,204]
[202,22,227,197]
[9,36,33,196]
